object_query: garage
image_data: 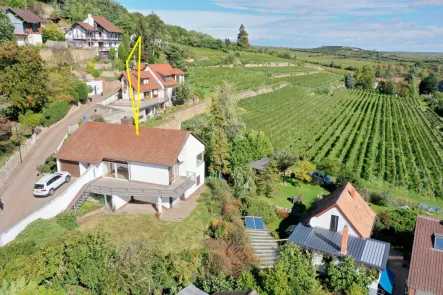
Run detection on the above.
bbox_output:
[59,160,80,177]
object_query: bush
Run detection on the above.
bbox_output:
[37,154,57,174]
[18,110,43,128]
[55,210,79,230]
[75,81,89,103]
[369,191,391,207]
[91,114,105,122]
[42,100,71,127]
[240,196,277,224]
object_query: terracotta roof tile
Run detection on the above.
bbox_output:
[306,183,376,238]
[7,7,42,23]
[75,22,97,31]
[54,122,192,166]
[92,16,123,33]
[408,216,443,294]
[148,64,181,87]
[121,71,162,91]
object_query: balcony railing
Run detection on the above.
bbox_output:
[112,97,170,109]
[68,36,122,41]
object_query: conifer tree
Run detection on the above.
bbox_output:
[237,24,250,48]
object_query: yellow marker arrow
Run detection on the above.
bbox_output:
[126,37,142,135]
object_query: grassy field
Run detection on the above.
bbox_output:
[186,46,296,67]
[241,86,443,199]
[15,219,68,246]
[78,191,212,254]
[76,199,103,217]
[0,140,17,167]
[274,72,343,88]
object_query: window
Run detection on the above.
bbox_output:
[435,234,443,250]
[165,76,171,82]
[153,90,158,98]
[32,24,37,31]
[196,152,204,166]
[142,79,149,85]
[330,215,339,232]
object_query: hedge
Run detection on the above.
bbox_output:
[42,100,71,127]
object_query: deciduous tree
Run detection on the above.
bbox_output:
[272,150,298,177]
[419,73,439,94]
[42,22,65,41]
[344,74,356,89]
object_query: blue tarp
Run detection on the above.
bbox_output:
[380,269,395,294]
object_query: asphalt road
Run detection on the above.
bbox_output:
[0,91,116,232]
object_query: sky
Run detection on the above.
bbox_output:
[117,0,443,52]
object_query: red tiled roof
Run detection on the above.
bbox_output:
[408,216,443,294]
[54,122,192,166]
[92,16,123,33]
[148,64,181,87]
[75,22,97,31]
[121,71,162,91]
[7,7,42,23]
[306,183,376,238]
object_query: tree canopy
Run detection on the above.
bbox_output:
[0,9,15,45]
[237,24,250,48]
[419,73,439,94]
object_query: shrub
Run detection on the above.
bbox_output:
[75,81,89,104]
[240,196,277,224]
[276,208,290,219]
[42,100,71,127]
[369,191,391,206]
[91,114,105,122]
[37,154,57,174]
[55,210,79,230]
[18,110,43,128]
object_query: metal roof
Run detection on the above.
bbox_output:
[288,223,390,270]
[251,157,270,171]
[176,284,208,295]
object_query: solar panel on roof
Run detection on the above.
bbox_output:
[245,216,255,229]
[254,217,265,230]
[435,235,443,250]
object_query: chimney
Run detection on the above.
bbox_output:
[341,226,349,255]
[350,188,356,199]
[87,14,93,25]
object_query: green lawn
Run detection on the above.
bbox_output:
[15,219,68,246]
[267,180,328,234]
[76,199,103,217]
[78,190,212,254]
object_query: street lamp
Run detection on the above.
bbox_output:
[15,123,22,164]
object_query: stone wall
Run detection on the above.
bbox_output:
[40,48,98,63]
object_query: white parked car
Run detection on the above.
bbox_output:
[33,172,71,197]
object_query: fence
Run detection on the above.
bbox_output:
[0,165,98,246]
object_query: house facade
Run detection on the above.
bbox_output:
[408,216,443,295]
[5,7,43,45]
[54,122,205,213]
[288,183,393,295]
[118,64,186,122]
[64,14,123,58]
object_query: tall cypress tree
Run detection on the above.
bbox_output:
[237,24,250,48]
[208,85,230,178]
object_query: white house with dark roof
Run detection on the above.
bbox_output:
[54,122,205,213]
[5,7,43,45]
[288,183,393,295]
[64,14,123,58]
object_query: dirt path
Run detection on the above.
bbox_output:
[0,89,118,232]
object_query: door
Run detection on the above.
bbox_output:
[60,160,80,177]
[197,175,201,186]
[330,215,339,232]
[52,175,64,187]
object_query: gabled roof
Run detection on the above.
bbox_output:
[176,284,208,295]
[92,16,123,33]
[288,223,390,270]
[408,216,443,294]
[306,183,376,238]
[251,157,270,171]
[148,64,185,87]
[6,7,42,23]
[213,291,258,295]
[121,71,162,91]
[54,122,196,166]
[75,22,98,31]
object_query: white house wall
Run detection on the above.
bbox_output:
[28,33,42,45]
[86,80,103,95]
[129,161,169,185]
[179,135,205,198]
[79,162,89,175]
[112,194,127,210]
[309,207,359,237]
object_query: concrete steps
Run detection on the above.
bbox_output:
[247,229,280,268]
